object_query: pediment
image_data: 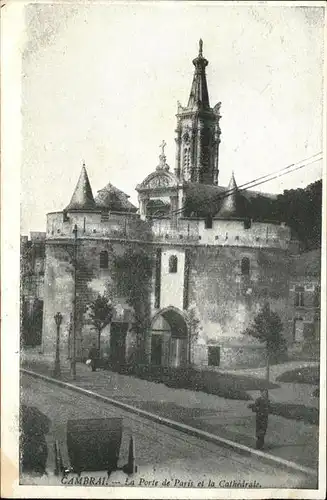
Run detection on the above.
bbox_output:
[137,170,178,191]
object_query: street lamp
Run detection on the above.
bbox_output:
[71,224,78,380]
[53,312,63,378]
[265,301,271,384]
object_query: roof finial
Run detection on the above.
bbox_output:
[82,159,86,167]
[199,38,203,56]
[156,140,170,171]
[188,40,209,108]
[160,140,166,156]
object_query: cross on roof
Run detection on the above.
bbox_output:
[159,140,166,156]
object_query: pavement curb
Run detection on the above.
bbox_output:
[22,368,318,478]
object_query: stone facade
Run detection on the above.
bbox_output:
[288,249,321,357]
[21,41,320,369]
[43,215,152,361]
[21,232,46,347]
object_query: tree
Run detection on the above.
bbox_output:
[248,180,322,250]
[186,304,202,365]
[88,294,114,353]
[113,247,154,363]
[243,303,286,381]
[276,180,322,250]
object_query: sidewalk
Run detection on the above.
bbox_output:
[21,352,319,470]
[219,361,319,383]
[219,361,320,408]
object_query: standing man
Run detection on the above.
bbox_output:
[88,343,98,372]
[251,388,270,450]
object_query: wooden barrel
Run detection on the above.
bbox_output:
[67,418,123,474]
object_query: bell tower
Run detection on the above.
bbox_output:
[174,40,222,186]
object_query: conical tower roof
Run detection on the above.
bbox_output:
[65,163,96,211]
[218,173,244,217]
[187,39,210,110]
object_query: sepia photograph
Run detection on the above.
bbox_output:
[1,1,326,498]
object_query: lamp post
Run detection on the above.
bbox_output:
[265,301,271,385]
[71,224,78,380]
[266,344,270,384]
[53,312,63,378]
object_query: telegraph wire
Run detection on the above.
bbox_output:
[168,152,322,217]
[171,152,322,216]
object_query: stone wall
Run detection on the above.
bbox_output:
[219,345,266,369]
[46,211,152,241]
[151,217,297,251]
[186,245,293,348]
[42,238,153,360]
[42,207,299,367]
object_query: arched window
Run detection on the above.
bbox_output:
[100,251,108,269]
[183,147,191,178]
[169,255,178,273]
[241,257,250,276]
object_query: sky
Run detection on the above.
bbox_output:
[19,1,324,233]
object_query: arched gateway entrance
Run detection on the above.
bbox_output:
[150,307,188,367]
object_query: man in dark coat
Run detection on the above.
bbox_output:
[252,388,270,450]
[88,344,98,372]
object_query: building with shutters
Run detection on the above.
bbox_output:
[26,41,320,368]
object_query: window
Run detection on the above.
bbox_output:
[241,257,250,276]
[169,255,178,273]
[314,286,320,308]
[208,346,220,367]
[100,251,109,269]
[183,147,191,179]
[183,147,190,168]
[295,286,304,307]
[205,216,213,229]
[244,218,251,229]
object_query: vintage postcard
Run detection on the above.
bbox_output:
[1,0,326,498]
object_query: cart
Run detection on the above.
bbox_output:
[54,417,137,478]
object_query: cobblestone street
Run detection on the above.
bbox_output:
[20,373,315,489]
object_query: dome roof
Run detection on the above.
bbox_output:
[182,174,251,218]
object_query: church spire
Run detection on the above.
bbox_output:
[65,162,96,211]
[187,39,210,109]
[174,41,221,186]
